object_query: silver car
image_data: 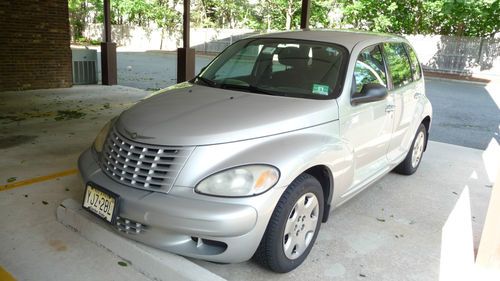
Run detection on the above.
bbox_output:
[79,30,432,272]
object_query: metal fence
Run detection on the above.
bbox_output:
[405,35,500,75]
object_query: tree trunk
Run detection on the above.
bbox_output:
[160,28,164,50]
[285,10,292,30]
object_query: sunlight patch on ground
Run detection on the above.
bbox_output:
[482,138,500,183]
[439,187,474,281]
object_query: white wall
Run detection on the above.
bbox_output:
[84,24,255,52]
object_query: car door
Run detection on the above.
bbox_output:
[341,44,395,190]
[382,42,420,164]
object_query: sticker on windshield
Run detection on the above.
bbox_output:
[312,84,330,96]
[261,47,276,54]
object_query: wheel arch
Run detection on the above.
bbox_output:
[421,116,431,151]
[303,165,334,223]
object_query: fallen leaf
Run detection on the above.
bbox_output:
[117,261,127,267]
[376,218,385,222]
[7,177,17,183]
[42,201,48,205]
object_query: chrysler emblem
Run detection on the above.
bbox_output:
[124,128,154,140]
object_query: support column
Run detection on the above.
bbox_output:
[101,0,117,85]
[177,0,195,83]
[300,0,311,29]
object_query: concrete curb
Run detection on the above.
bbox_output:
[56,198,226,281]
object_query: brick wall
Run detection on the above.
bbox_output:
[0,0,72,91]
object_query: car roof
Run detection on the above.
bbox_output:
[253,29,405,51]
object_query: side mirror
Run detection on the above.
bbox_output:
[351,83,388,105]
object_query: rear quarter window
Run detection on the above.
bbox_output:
[405,44,422,81]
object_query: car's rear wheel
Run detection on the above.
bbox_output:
[394,123,427,175]
[254,173,324,273]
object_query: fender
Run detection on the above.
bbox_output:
[174,121,354,206]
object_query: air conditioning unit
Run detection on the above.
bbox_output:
[71,48,98,85]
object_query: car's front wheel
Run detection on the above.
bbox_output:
[254,173,324,273]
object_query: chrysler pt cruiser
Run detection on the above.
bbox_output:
[79,30,432,272]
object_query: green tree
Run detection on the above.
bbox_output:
[69,0,500,39]
[68,0,103,40]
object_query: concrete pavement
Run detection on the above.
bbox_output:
[0,86,153,281]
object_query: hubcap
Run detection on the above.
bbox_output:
[283,192,319,260]
[411,131,425,168]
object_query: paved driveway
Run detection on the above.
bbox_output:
[105,52,499,150]
[425,79,499,150]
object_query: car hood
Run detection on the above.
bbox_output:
[116,83,338,146]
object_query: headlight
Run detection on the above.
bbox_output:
[195,165,280,197]
[93,119,113,153]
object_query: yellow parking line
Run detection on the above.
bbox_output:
[0,266,16,281]
[0,168,78,192]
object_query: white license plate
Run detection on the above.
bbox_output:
[83,184,118,223]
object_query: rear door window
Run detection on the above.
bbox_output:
[383,43,413,88]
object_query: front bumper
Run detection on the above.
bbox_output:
[78,148,284,262]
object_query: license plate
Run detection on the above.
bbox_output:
[83,183,119,224]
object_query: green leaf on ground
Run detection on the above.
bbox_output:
[117,261,128,267]
[7,177,17,183]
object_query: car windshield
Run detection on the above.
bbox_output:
[194,38,348,99]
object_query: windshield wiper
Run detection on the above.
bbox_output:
[194,76,217,87]
[220,83,275,96]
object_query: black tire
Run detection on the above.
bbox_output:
[253,173,324,273]
[394,123,427,175]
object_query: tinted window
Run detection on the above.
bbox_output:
[213,45,259,79]
[406,44,422,81]
[383,43,413,88]
[197,38,348,99]
[353,45,387,94]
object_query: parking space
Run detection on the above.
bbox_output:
[0,86,151,281]
[0,82,496,280]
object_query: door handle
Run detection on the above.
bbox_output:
[385,104,396,113]
[414,93,422,99]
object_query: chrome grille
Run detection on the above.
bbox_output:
[101,128,194,193]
